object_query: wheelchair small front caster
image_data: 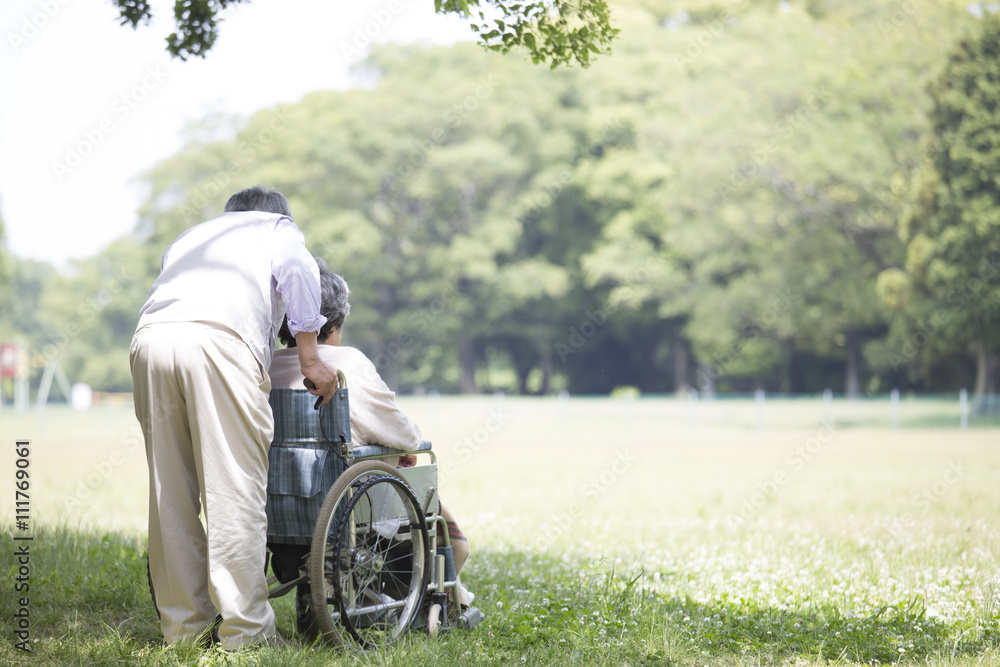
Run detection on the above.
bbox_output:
[427,603,443,637]
[427,589,448,637]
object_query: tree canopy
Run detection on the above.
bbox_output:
[882,10,1000,406]
[112,0,618,67]
[4,0,997,401]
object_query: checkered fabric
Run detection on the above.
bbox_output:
[266,388,350,545]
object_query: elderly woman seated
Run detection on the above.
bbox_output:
[267,266,473,639]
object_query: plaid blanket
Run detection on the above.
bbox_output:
[265,389,349,545]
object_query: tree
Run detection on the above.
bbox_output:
[24,0,980,395]
[887,12,1000,407]
[581,2,972,395]
[35,237,155,392]
[0,209,9,297]
[0,210,51,353]
[112,0,617,67]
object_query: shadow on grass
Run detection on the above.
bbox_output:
[1,525,163,664]
[4,528,999,666]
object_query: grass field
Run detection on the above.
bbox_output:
[1,395,998,666]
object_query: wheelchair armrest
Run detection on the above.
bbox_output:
[352,440,433,461]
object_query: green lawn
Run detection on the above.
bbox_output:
[1,396,998,665]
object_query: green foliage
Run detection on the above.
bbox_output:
[114,0,249,61]
[576,1,976,393]
[7,0,998,396]
[437,0,620,67]
[0,209,8,285]
[885,11,1000,399]
[0,256,53,345]
[113,0,617,67]
[3,527,998,665]
[35,238,156,392]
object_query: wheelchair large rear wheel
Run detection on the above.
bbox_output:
[309,460,430,650]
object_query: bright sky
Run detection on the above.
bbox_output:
[0,0,473,271]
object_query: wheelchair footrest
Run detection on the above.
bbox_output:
[458,607,486,630]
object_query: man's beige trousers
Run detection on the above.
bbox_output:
[131,322,276,649]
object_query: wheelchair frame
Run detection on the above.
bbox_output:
[264,378,460,650]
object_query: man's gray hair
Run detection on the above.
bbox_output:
[225,186,292,217]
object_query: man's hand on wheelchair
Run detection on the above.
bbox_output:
[294,330,338,406]
[396,454,417,468]
[301,359,338,407]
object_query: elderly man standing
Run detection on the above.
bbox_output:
[130,186,338,650]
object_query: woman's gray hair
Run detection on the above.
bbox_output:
[225,186,292,217]
[278,262,351,347]
[318,269,351,334]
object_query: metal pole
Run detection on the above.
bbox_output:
[960,388,968,431]
[890,388,899,431]
[14,340,28,412]
[823,388,833,429]
[755,388,765,429]
[688,389,698,428]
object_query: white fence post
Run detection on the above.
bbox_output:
[890,388,899,431]
[960,388,968,431]
[823,388,833,429]
[688,389,699,428]
[755,388,765,429]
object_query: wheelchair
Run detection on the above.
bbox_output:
[263,372,471,650]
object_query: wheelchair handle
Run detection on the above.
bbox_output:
[302,369,347,390]
[303,370,347,409]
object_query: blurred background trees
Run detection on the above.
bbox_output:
[883,10,1000,411]
[4,0,999,401]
